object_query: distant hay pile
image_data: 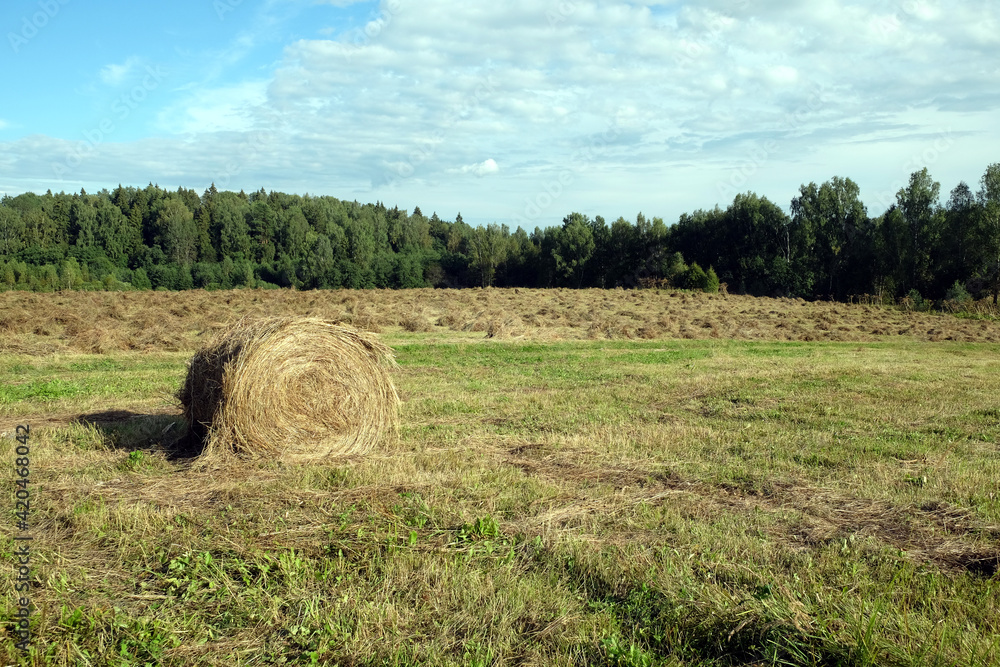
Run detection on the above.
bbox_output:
[178,317,399,463]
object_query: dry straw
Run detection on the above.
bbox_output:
[178,316,399,463]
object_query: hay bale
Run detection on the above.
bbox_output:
[178,317,399,462]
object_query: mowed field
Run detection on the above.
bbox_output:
[1,288,1000,666]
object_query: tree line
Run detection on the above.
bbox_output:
[1,163,998,303]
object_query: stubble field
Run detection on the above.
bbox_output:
[1,288,999,665]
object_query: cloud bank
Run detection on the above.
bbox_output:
[1,0,997,226]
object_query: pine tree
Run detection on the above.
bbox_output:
[704,266,720,293]
[685,262,708,290]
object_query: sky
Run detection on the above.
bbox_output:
[0,0,997,228]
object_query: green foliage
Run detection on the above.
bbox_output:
[59,257,84,290]
[902,288,929,311]
[601,634,656,667]
[177,263,195,290]
[1,262,15,287]
[791,177,868,298]
[121,450,150,471]
[944,280,972,304]
[552,212,595,286]
[468,223,508,287]
[212,192,253,260]
[1,165,999,298]
[0,206,26,255]
[895,168,943,295]
[685,262,708,290]
[54,605,181,664]
[154,197,198,265]
[229,259,254,289]
[459,515,502,542]
[661,251,687,286]
[0,378,84,404]
[191,262,220,289]
[393,250,426,289]
[69,198,98,248]
[94,199,140,266]
[41,263,59,292]
[100,274,117,291]
[148,263,180,290]
[704,265,720,293]
[131,267,152,290]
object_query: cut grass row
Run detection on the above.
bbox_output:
[5,287,1000,358]
[2,336,999,665]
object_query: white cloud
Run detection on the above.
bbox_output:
[765,65,799,87]
[458,159,500,177]
[156,81,270,135]
[2,1,999,224]
[99,57,142,86]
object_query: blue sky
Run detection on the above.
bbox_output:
[1,0,997,227]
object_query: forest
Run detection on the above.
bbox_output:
[0,163,998,304]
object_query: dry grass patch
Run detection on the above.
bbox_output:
[5,287,1000,354]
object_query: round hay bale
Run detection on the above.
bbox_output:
[178,316,399,462]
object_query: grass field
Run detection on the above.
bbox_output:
[2,289,1000,665]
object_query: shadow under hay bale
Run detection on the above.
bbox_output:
[70,409,199,459]
[178,317,400,463]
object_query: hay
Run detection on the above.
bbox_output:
[178,317,399,462]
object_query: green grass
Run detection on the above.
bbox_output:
[0,352,188,416]
[2,338,1000,665]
